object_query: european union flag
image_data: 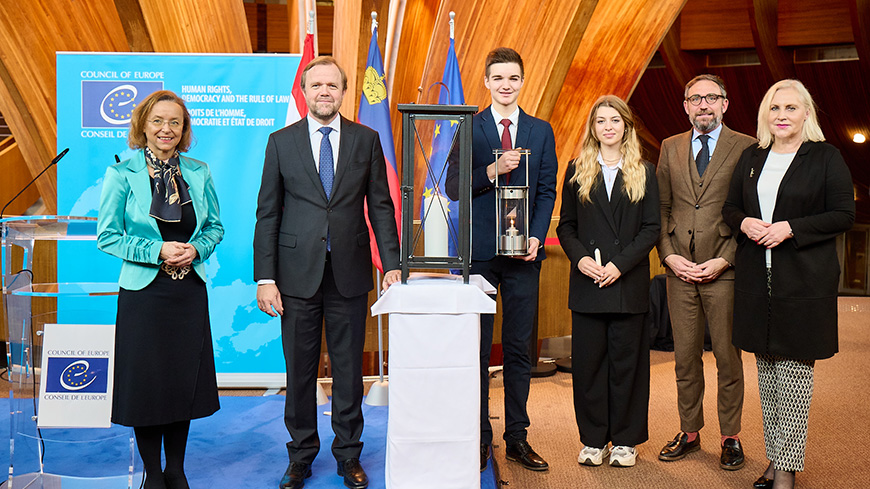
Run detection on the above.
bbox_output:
[82,80,163,128]
[45,357,109,393]
[421,37,465,256]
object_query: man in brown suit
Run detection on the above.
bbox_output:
[656,74,755,471]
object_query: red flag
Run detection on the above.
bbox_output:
[285,33,316,125]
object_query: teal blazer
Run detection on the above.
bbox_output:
[97,151,224,290]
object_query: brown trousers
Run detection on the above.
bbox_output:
[666,276,744,435]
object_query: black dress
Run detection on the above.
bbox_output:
[112,186,220,427]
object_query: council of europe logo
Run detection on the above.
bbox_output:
[45,357,109,393]
[81,80,163,128]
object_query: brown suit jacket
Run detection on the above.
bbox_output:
[656,125,755,279]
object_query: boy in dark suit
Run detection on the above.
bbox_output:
[446,47,558,473]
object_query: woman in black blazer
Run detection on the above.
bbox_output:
[557,95,660,468]
[722,79,854,489]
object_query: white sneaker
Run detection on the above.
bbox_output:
[578,445,609,466]
[609,445,637,467]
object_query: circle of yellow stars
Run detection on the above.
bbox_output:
[107,90,137,120]
[64,363,93,387]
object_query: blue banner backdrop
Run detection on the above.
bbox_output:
[56,53,302,380]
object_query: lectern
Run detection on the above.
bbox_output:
[1,216,136,488]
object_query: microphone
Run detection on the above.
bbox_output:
[115,154,121,163]
[0,148,70,220]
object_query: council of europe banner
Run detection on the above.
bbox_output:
[56,53,302,383]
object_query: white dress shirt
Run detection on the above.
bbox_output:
[597,154,623,201]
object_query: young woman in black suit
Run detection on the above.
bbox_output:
[557,95,660,468]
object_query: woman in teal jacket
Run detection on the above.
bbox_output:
[97,90,223,489]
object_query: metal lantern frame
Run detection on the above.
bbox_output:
[397,103,478,284]
[493,148,531,256]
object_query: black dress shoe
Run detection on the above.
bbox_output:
[753,475,774,489]
[481,443,489,472]
[337,458,368,489]
[505,440,549,471]
[720,438,745,470]
[279,461,311,489]
[658,432,701,461]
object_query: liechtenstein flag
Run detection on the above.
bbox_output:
[421,37,465,256]
[357,25,401,273]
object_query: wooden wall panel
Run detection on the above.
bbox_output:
[267,3,291,53]
[243,3,260,51]
[0,0,130,214]
[680,0,754,50]
[778,0,852,46]
[138,0,252,53]
[332,0,391,120]
[0,142,40,216]
[387,0,439,185]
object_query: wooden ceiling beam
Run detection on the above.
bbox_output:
[850,0,870,81]
[749,0,795,83]
[536,0,599,122]
[0,0,129,213]
[658,12,705,94]
[550,0,685,179]
[113,0,155,52]
[137,0,252,53]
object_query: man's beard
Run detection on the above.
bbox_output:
[691,111,721,133]
[311,104,339,120]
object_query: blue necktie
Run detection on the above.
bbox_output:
[318,126,334,250]
[318,126,334,198]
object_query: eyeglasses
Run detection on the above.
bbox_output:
[148,118,182,129]
[686,93,724,106]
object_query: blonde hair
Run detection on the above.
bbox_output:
[570,95,645,203]
[756,79,825,148]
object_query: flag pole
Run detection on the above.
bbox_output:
[365,9,390,407]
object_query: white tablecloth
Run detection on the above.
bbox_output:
[371,273,495,489]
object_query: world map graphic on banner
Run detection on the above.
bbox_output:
[56,53,303,380]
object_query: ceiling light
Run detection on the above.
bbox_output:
[854,133,867,144]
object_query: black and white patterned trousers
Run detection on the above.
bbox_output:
[758,268,815,472]
[756,354,814,472]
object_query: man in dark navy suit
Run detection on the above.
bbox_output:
[254,56,400,489]
[446,47,558,473]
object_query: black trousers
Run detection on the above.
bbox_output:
[473,257,541,446]
[280,258,368,464]
[572,311,650,448]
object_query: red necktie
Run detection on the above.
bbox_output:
[500,119,512,184]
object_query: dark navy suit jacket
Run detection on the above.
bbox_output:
[446,106,558,262]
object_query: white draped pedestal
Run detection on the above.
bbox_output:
[371,274,496,489]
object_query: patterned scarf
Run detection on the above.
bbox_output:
[145,146,192,222]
